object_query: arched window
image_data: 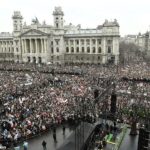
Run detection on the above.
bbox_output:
[87,47,90,53]
[56,47,59,53]
[71,47,74,53]
[76,47,79,53]
[93,47,95,53]
[51,48,53,53]
[82,47,84,53]
[66,47,69,53]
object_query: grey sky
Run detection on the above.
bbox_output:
[0,0,150,36]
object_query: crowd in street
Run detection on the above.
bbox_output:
[0,61,149,148]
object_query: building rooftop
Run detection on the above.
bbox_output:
[0,32,13,39]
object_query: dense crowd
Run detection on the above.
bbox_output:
[0,61,149,148]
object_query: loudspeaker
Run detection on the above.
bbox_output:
[110,94,117,114]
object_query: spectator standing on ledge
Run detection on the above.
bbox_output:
[23,141,28,150]
[62,125,66,135]
[42,140,47,150]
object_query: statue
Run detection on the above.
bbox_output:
[32,17,39,24]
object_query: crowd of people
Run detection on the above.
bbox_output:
[0,61,149,148]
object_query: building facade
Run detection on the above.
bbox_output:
[0,7,120,64]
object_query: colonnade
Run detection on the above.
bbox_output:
[21,38,47,54]
[0,40,13,53]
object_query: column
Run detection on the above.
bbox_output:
[6,41,8,60]
[96,39,98,53]
[35,39,38,53]
[90,39,92,54]
[41,39,43,53]
[69,40,71,53]
[102,38,106,64]
[79,39,81,53]
[44,39,47,53]
[22,40,24,54]
[24,39,27,53]
[30,39,32,53]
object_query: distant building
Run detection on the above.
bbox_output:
[121,32,150,56]
[120,34,137,44]
[0,7,120,64]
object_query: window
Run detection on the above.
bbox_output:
[51,48,54,53]
[98,39,101,45]
[107,40,112,44]
[76,40,79,45]
[57,56,59,60]
[93,47,95,53]
[82,47,84,53]
[51,41,53,45]
[108,46,111,53]
[92,39,95,44]
[14,25,17,30]
[16,48,19,52]
[15,40,18,45]
[56,40,59,45]
[98,56,101,60]
[71,47,74,53]
[76,56,78,60]
[56,47,59,53]
[65,40,68,45]
[76,47,79,53]
[70,40,73,45]
[87,47,90,53]
[98,47,101,53]
[56,23,58,28]
[86,39,90,45]
[56,17,58,20]
[81,40,84,45]
[51,56,53,60]
[66,47,69,53]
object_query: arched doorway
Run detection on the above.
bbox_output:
[33,57,36,63]
[38,57,42,64]
[27,56,30,63]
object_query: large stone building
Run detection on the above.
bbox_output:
[0,7,120,64]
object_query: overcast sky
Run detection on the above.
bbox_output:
[0,0,150,36]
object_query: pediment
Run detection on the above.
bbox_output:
[20,29,48,37]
